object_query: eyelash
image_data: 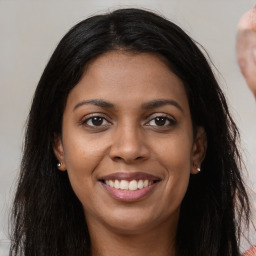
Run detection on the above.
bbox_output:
[145,114,176,127]
[81,113,176,129]
[81,114,111,128]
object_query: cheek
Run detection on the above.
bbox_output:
[163,170,190,218]
[158,153,191,218]
[62,133,108,196]
[64,131,106,169]
[163,151,191,200]
[152,133,192,208]
[153,131,193,173]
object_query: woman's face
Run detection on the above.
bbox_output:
[54,51,206,235]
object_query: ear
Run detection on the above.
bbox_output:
[53,134,67,171]
[190,126,207,174]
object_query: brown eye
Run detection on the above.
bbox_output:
[146,116,176,127]
[91,117,104,126]
[155,117,167,126]
[84,116,109,127]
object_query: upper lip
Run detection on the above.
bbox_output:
[99,172,161,182]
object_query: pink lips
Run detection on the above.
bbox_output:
[99,172,161,202]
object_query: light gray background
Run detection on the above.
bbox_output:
[1,0,256,252]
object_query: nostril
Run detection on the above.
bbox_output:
[113,155,145,162]
[109,138,150,163]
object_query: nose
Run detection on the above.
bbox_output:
[109,124,150,163]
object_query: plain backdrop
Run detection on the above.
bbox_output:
[0,0,256,252]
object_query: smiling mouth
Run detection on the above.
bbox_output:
[103,179,158,191]
[99,172,161,201]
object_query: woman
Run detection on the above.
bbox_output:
[10,8,253,256]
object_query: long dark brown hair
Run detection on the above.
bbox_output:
[10,8,251,256]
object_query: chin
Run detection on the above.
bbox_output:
[94,205,180,235]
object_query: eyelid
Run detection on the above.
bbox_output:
[79,112,176,128]
[144,113,177,128]
[144,112,176,122]
[80,113,112,125]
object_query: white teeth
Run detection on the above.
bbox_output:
[120,180,129,190]
[129,180,138,191]
[105,179,154,190]
[109,180,114,187]
[114,180,120,189]
[138,180,144,189]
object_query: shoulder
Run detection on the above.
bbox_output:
[244,246,256,256]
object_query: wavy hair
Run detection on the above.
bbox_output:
[10,8,251,256]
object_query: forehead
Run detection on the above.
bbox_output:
[66,51,189,112]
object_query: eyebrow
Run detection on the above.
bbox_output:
[73,99,114,111]
[141,99,183,112]
[73,99,183,112]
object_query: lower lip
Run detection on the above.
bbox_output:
[101,182,159,202]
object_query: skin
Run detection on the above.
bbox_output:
[237,8,256,255]
[237,6,256,97]
[54,51,206,256]
[244,246,256,256]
